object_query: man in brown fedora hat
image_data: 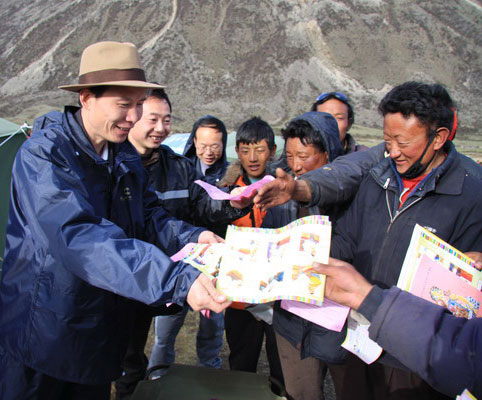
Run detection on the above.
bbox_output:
[0,41,232,400]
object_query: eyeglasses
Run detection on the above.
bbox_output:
[315,92,349,103]
[196,143,222,152]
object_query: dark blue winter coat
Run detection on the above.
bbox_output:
[0,107,204,385]
[361,286,482,398]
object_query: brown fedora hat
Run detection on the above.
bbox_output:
[59,41,164,92]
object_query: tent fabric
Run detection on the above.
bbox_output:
[132,364,287,400]
[0,118,29,270]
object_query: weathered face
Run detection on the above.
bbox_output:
[194,126,224,166]
[383,112,436,174]
[129,97,171,155]
[236,140,276,179]
[316,98,350,144]
[285,137,328,177]
[80,86,147,154]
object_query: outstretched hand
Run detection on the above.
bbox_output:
[466,251,482,271]
[253,168,296,211]
[229,186,257,209]
[312,258,374,310]
[198,230,224,244]
[187,273,231,313]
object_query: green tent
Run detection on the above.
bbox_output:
[0,118,29,270]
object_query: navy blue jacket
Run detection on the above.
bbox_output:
[361,286,481,398]
[0,107,203,384]
[265,112,348,363]
[183,116,229,185]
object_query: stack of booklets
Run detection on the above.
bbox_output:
[343,224,482,364]
[398,224,481,318]
[181,215,332,306]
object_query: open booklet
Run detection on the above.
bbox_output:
[180,215,332,306]
[343,224,482,364]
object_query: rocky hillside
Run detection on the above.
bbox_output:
[0,0,480,135]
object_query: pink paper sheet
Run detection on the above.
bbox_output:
[194,175,274,200]
[281,299,350,332]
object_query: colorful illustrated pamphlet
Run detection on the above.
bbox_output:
[181,216,332,305]
[398,224,481,319]
[456,389,477,400]
[342,310,383,364]
[194,175,274,200]
[410,255,481,318]
[344,224,482,365]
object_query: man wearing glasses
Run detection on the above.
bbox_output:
[183,115,229,184]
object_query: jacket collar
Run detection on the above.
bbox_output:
[370,142,464,197]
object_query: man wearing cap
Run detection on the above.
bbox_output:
[311,91,367,154]
[0,41,231,400]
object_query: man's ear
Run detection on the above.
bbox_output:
[270,144,277,159]
[235,146,239,156]
[79,89,94,110]
[433,127,450,151]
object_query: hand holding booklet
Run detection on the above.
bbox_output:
[343,224,482,364]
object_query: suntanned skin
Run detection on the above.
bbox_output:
[254,168,312,211]
[312,258,374,310]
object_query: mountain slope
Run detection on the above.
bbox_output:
[0,0,480,134]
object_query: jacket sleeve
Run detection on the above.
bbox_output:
[300,143,385,208]
[15,143,200,307]
[329,176,368,262]
[141,165,206,257]
[368,287,482,398]
[187,166,250,227]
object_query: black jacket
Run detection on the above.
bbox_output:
[143,144,247,229]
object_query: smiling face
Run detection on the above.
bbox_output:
[194,126,224,166]
[383,112,447,175]
[285,137,328,177]
[128,96,172,156]
[80,86,147,154]
[236,139,276,179]
[316,98,350,144]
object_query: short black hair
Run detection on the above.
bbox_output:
[193,115,227,138]
[281,119,326,154]
[236,117,275,150]
[78,86,109,106]
[378,81,455,137]
[86,86,109,97]
[311,93,355,126]
[147,88,172,112]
